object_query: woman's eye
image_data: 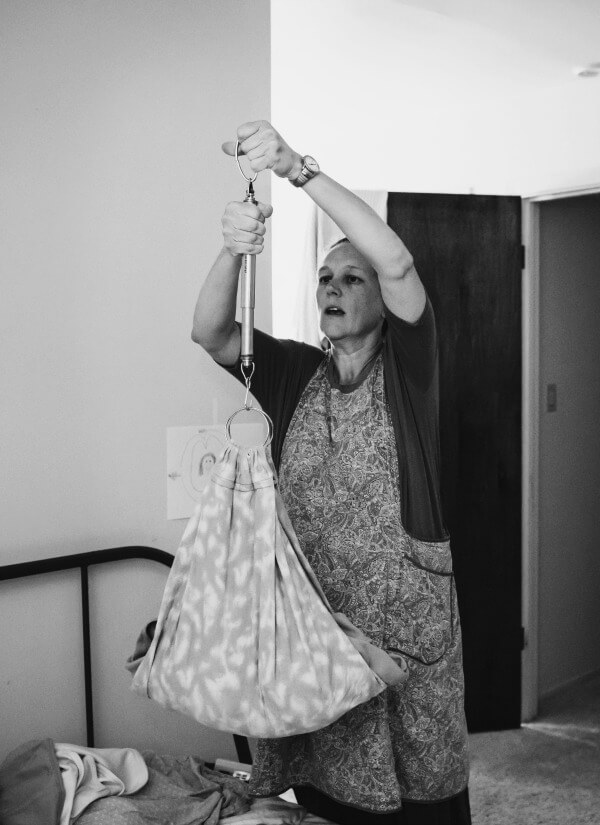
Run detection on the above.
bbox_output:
[319,275,331,284]
[346,275,360,284]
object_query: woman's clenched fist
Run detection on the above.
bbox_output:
[221,200,273,257]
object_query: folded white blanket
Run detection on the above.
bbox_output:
[54,743,148,824]
[225,796,333,824]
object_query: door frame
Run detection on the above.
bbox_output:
[521,182,600,722]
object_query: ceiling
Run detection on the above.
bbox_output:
[393,0,600,69]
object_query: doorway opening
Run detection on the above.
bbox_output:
[522,186,600,720]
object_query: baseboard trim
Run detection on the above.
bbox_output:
[539,666,600,704]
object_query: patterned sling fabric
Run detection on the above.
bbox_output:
[249,356,469,810]
[131,446,407,738]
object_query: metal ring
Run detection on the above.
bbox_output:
[235,139,258,183]
[226,407,273,449]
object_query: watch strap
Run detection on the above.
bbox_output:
[290,155,319,188]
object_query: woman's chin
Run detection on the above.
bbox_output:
[320,317,347,340]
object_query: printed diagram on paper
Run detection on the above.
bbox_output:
[167,426,227,520]
[167,420,268,519]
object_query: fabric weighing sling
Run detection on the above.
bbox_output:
[131,445,407,738]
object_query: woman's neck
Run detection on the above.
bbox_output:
[329,332,382,385]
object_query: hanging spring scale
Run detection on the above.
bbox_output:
[225,141,273,449]
[235,139,258,376]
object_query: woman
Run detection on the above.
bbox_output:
[192,121,471,825]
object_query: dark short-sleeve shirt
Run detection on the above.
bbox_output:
[221,297,447,542]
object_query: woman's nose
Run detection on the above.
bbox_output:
[326,280,340,295]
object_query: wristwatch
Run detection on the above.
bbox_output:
[290,155,320,187]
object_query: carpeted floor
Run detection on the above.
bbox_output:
[468,670,600,824]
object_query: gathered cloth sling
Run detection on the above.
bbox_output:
[131,445,407,738]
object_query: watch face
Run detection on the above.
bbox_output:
[304,155,319,173]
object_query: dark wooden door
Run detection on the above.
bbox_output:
[387,193,522,731]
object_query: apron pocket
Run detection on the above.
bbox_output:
[386,537,455,666]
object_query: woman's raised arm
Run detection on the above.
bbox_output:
[223,121,426,324]
[191,199,272,365]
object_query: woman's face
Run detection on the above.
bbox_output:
[316,242,384,344]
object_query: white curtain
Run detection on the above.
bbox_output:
[291,191,389,347]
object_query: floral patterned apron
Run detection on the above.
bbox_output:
[249,355,469,811]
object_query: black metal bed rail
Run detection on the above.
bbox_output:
[0,546,252,765]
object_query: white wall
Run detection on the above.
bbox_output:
[0,0,270,761]
[538,194,600,696]
[270,0,600,334]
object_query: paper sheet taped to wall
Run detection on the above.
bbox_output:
[167,425,264,520]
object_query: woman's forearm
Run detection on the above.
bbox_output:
[221,123,411,279]
[192,195,271,363]
[301,169,425,322]
[302,172,414,278]
[191,246,241,362]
